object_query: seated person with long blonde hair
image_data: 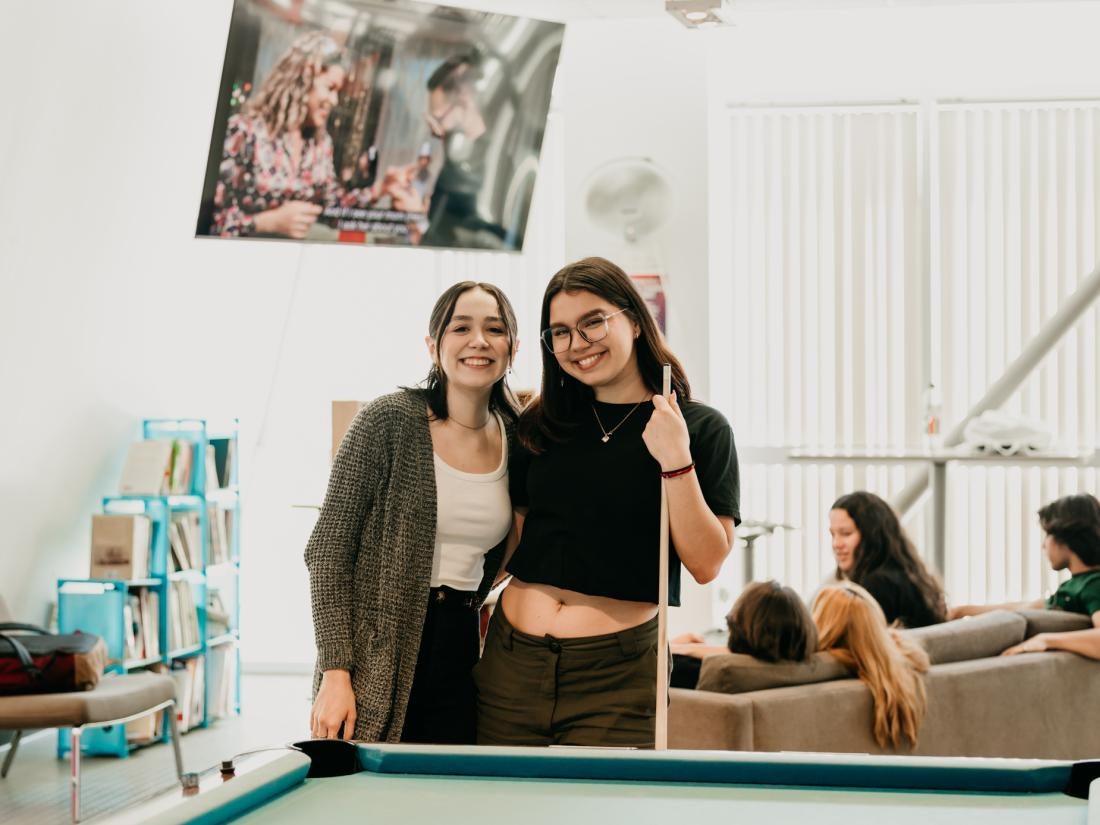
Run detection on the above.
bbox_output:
[671,579,817,689]
[813,582,930,750]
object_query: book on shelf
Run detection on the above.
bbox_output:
[122,600,139,661]
[210,437,235,488]
[90,514,151,580]
[206,588,230,637]
[118,438,197,497]
[205,643,236,720]
[118,439,175,496]
[167,658,204,732]
[122,587,161,661]
[168,440,194,495]
[205,445,220,494]
[139,588,160,659]
[167,581,200,652]
[125,708,163,744]
[168,512,202,571]
[126,662,168,743]
[206,506,232,566]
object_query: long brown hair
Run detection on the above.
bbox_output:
[726,580,817,662]
[518,257,689,452]
[245,31,345,136]
[406,281,520,425]
[813,582,930,750]
[832,491,947,624]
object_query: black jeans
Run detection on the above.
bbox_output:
[400,586,480,745]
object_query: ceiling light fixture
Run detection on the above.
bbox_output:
[665,0,735,29]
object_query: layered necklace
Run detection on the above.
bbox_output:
[592,399,647,444]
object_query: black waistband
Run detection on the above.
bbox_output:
[429,586,479,610]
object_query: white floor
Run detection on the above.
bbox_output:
[0,673,313,824]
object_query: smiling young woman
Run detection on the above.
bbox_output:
[474,257,742,748]
[829,491,946,629]
[305,281,521,745]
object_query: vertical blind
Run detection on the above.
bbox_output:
[712,100,1100,621]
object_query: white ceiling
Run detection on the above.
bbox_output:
[443,0,1098,23]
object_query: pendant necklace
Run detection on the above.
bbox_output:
[592,399,646,443]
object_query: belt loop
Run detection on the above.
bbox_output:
[498,611,514,651]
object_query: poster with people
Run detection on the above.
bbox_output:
[195,0,563,251]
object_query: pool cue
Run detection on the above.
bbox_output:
[656,363,672,750]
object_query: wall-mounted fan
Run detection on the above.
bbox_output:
[583,157,672,244]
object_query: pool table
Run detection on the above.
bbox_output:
[110,741,1099,825]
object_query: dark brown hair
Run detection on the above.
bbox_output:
[518,257,689,452]
[726,580,817,663]
[1038,493,1100,566]
[408,281,519,425]
[831,491,947,624]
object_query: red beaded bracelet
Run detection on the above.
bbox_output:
[660,462,695,479]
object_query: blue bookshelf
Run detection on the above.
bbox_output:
[56,418,241,759]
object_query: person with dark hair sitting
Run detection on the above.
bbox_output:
[670,580,817,689]
[950,493,1100,659]
[830,491,946,628]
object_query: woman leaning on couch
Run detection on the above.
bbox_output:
[813,581,931,750]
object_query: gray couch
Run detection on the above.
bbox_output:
[669,609,1100,759]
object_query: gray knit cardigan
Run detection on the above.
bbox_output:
[304,389,508,741]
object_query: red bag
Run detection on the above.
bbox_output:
[0,623,108,695]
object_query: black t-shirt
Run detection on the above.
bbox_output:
[507,399,740,605]
[857,566,941,629]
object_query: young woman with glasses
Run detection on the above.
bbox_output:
[474,256,741,747]
[305,281,521,744]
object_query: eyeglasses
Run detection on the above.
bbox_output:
[541,308,629,354]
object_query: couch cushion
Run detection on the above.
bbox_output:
[1015,608,1093,637]
[696,651,848,694]
[901,611,1025,664]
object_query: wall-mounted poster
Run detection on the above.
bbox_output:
[195,0,563,251]
[630,273,667,336]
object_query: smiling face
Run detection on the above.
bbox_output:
[427,287,511,394]
[307,65,345,131]
[829,508,862,575]
[548,289,641,397]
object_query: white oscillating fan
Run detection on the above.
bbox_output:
[583,157,672,244]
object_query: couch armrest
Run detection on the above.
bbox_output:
[668,687,754,750]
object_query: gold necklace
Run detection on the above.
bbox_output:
[592,400,646,444]
[448,413,492,431]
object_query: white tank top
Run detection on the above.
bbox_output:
[430,414,511,591]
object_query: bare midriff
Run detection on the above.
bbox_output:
[499,578,657,637]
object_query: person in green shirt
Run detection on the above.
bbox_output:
[949,493,1100,660]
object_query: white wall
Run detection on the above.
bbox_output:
[0,1,720,665]
[0,1,566,664]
